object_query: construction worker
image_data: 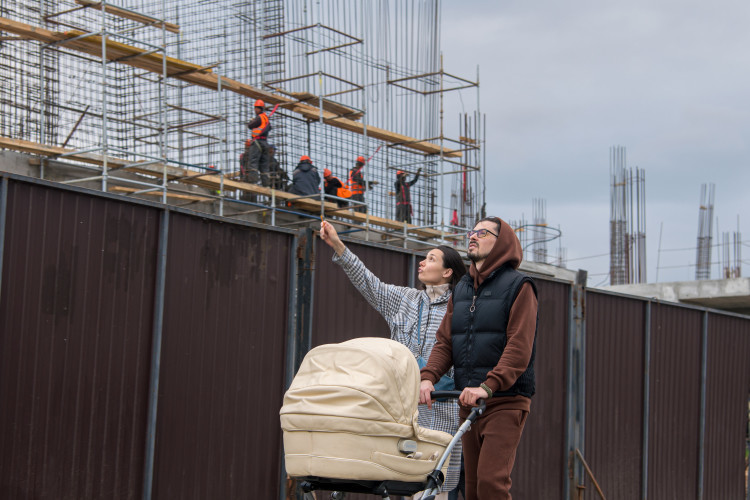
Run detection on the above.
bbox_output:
[245,99,272,188]
[289,155,321,196]
[323,168,348,208]
[394,168,421,223]
[348,155,368,213]
[267,144,289,191]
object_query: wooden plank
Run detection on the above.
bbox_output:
[109,186,209,202]
[75,0,181,33]
[288,92,363,120]
[0,17,460,158]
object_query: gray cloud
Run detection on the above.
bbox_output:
[441,0,750,283]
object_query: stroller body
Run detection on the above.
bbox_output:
[281,338,470,498]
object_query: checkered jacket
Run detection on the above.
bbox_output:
[333,248,461,490]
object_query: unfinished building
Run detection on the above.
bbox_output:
[0,0,484,245]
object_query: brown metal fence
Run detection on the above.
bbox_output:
[585,292,646,499]
[153,212,292,499]
[0,179,158,498]
[513,278,571,499]
[1,173,749,500]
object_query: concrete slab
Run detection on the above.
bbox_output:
[603,278,750,315]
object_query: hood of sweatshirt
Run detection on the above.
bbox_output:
[297,160,313,172]
[469,218,523,288]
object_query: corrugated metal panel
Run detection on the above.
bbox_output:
[153,213,291,499]
[513,278,570,500]
[585,291,645,499]
[312,240,409,346]
[0,179,157,499]
[703,312,750,498]
[310,241,411,500]
[648,302,703,500]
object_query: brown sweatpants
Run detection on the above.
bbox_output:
[461,409,528,500]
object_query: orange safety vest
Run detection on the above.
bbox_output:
[251,112,270,138]
[325,176,352,198]
[348,166,365,195]
[337,185,352,198]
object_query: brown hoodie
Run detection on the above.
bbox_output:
[421,218,538,415]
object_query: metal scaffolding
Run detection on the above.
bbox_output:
[0,0,484,239]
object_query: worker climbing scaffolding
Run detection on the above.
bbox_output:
[394,168,421,223]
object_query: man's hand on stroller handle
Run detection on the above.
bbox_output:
[459,387,488,407]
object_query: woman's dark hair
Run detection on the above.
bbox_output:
[435,245,467,290]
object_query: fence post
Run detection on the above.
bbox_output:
[142,208,169,500]
[280,227,316,500]
[698,311,708,500]
[565,270,587,500]
[0,176,8,305]
[641,301,652,500]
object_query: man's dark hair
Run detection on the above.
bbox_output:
[474,216,502,235]
[436,245,468,290]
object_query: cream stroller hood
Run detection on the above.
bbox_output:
[281,338,453,483]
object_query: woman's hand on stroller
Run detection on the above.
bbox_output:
[419,380,435,408]
[459,387,488,407]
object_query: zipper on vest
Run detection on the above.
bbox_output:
[470,294,477,313]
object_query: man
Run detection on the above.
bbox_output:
[323,168,348,208]
[267,144,289,191]
[348,155,367,213]
[245,99,272,188]
[394,168,421,223]
[419,216,538,500]
[288,155,321,196]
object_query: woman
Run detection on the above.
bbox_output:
[319,220,467,498]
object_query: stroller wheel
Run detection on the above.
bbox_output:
[330,493,345,500]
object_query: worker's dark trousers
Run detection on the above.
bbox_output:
[350,193,366,213]
[248,139,270,187]
[461,409,528,500]
[396,203,412,223]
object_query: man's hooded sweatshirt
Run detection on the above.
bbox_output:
[421,218,538,416]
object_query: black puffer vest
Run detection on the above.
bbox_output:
[450,266,537,397]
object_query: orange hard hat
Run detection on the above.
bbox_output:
[323,168,332,177]
[356,156,365,163]
[396,170,404,175]
[255,99,265,107]
[300,155,311,162]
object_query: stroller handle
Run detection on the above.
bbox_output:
[430,391,487,416]
[429,390,462,400]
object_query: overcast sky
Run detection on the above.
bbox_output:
[439,0,750,285]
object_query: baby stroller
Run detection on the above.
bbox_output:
[280,338,485,499]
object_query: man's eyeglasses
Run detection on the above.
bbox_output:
[466,229,498,239]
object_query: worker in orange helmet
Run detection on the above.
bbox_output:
[242,99,272,197]
[394,167,421,223]
[323,168,349,208]
[348,155,369,213]
[289,155,321,197]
